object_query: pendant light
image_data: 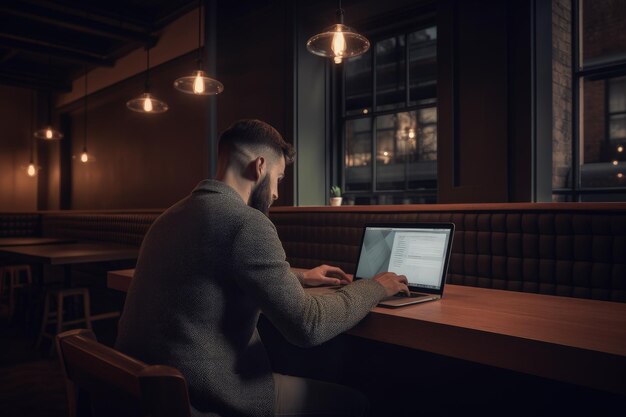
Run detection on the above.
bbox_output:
[81,69,89,163]
[27,92,37,177]
[34,58,63,140]
[174,0,223,95]
[306,0,370,64]
[127,46,168,113]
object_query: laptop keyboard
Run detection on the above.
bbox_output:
[394,292,429,298]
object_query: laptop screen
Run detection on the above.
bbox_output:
[355,225,453,291]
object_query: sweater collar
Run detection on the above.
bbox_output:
[192,179,244,202]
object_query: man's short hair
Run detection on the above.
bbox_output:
[218,119,295,165]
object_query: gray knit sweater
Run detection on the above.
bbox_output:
[115,180,386,417]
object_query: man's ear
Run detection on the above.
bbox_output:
[253,156,266,182]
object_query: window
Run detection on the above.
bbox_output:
[340,24,437,205]
[554,0,626,201]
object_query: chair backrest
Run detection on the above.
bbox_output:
[56,329,191,417]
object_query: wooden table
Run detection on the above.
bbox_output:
[2,242,139,287]
[0,237,75,247]
[0,242,139,265]
[106,268,626,396]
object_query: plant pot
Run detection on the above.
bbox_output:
[329,197,343,206]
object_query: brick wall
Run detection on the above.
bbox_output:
[552,0,572,190]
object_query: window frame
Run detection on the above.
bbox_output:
[336,15,438,204]
[553,0,626,201]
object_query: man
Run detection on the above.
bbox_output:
[116,119,409,417]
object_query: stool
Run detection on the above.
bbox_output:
[36,287,120,355]
[0,265,33,320]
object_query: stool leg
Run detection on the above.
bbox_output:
[50,292,64,356]
[35,293,51,350]
[83,290,93,331]
[8,268,17,320]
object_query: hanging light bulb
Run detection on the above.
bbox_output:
[127,92,168,113]
[174,0,224,95]
[27,92,39,176]
[34,125,63,140]
[81,148,89,163]
[27,163,37,177]
[35,58,63,140]
[193,71,205,94]
[127,47,168,113]
[307,0,370,64]
[143,96,153,112]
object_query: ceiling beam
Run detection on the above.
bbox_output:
[0,35,115,67]
[0,68,72,92]
[0,3,157,46]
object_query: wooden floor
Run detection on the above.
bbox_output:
[0,307,117,417]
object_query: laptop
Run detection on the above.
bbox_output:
[354,223,455,308]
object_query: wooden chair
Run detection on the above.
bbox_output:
[56,329,191,417]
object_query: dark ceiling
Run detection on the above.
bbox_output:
[0,0,198,92]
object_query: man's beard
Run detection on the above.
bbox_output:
[249,175,272,216]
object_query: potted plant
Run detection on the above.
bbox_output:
[329,186,342,206]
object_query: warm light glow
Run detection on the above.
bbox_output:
[618,172,624,179]
[383,151,389,156]
[613,160,619,166]
[45,128,53,139]
[333,57,343,64]
[81,152,89,163]
[408,129,416,139]
[331,30,346,58]
[619,145,624,153]
[363,109,369,114]
[143,97,153,112]
[193,73,205,94]
[27,163,36,177]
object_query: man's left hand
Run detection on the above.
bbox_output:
[301,265,352,287]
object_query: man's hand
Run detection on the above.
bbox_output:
[301,265,352,287]
[373,272,410,297]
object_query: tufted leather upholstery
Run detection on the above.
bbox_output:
[269,204,626,303]
[40,212,161,246]
[2,204,625,302]
[0,213,40,237]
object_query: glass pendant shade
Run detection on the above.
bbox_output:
[127,93,169,113]
[34,125,63,140]
[306,23,370,63]
[174,70,223,95]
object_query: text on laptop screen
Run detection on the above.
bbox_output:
[355,227,451,290]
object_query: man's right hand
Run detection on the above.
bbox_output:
[373,272,410,297]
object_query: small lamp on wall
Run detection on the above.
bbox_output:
[127,46,168,113]
[306,0,370,64]
[174,0,223,95]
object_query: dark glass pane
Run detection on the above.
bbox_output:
[345,51,372,116]
[376,36,406,111]
[408,26,437,106]
[580,76,625,188]
[609,76,626,113]
[580,192,626,202]
[345,118,372,191]
[581,0,626,67]
[375,109,437,191]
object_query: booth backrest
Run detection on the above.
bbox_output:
[270,203,626,303]
[0,213,40,237]
[2,204,625,302]
[40,211,162,246]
